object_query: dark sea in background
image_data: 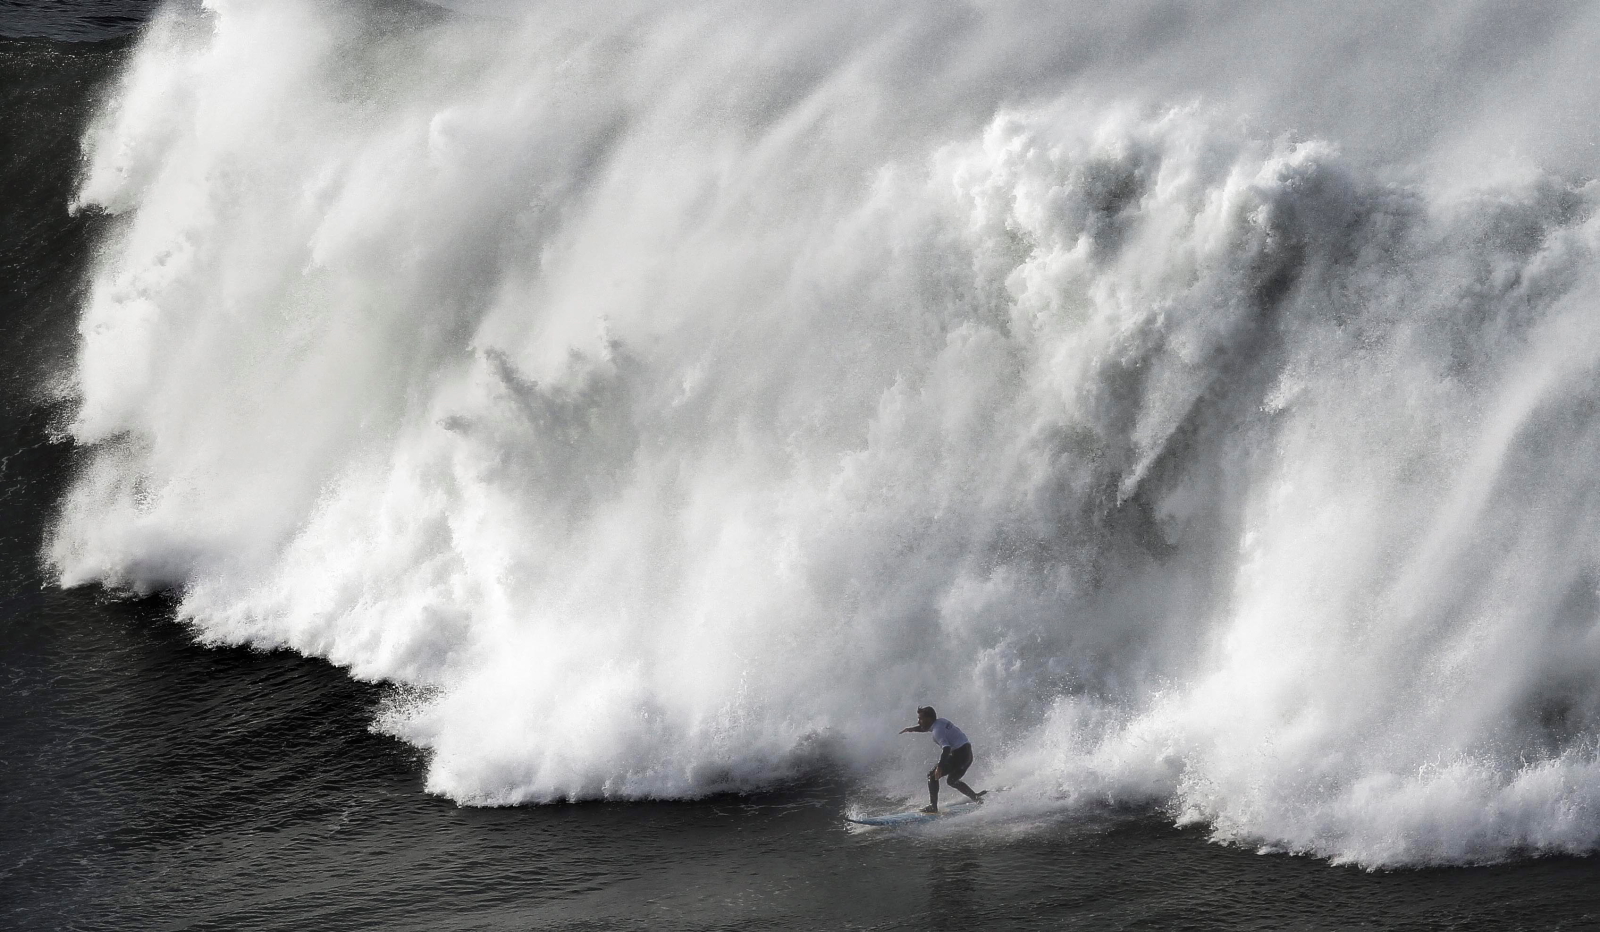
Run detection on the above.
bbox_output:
[10,3,1600,930]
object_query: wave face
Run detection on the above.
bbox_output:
[51,0,1600,865]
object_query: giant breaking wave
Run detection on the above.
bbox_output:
[49,0,1600,866]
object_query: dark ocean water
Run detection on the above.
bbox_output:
[9,6,1600,931]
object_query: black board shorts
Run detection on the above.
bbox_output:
[938,742,973,780]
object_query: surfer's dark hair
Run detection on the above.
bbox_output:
[918,706,936,719]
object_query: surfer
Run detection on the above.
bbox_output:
[900,706,986,813]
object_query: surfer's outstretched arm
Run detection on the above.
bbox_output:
[903,706,938,733]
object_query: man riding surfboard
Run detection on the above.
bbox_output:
[900,706,987,813]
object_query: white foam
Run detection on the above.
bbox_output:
[51,0,1600,864]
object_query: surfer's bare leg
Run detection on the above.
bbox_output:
[924,768,940,813]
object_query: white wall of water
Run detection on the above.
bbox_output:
[50,0,1600,865]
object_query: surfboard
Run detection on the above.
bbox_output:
[846,799,982,827]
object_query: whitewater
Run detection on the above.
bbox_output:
[45,0,1600,867]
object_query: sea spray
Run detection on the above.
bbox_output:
[50,0,1600,865]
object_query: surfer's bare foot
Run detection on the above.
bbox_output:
[921,805,938,814]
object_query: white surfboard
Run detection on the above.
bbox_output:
[846,798,983,827]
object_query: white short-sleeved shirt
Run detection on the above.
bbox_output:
[930,718,969,749]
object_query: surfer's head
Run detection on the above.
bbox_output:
[917,706,936,727]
